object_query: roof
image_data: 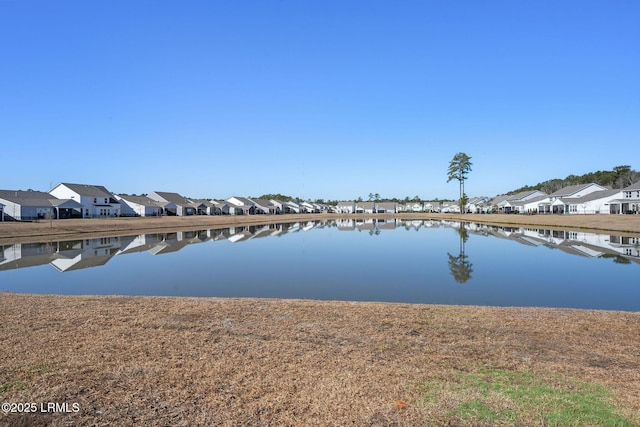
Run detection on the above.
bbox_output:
[623,181,640,191]
[118,195,163,206]
[562,189,621,204]
[251,198,274,208]
[548,183,605,197]
[48,199,82,208]
[510,195,549,206]
[149,191,192,206]
[377,202,397,209]
[53,183,114,198]
[336,201,354,207]
[227,196,254,206]
[0,190,59,206]
[355,202,375,209]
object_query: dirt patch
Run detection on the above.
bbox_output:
[1,294,638,425]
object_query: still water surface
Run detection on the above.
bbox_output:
[1,219,638,311]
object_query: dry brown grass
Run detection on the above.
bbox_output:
[1,294,639,426]
[1,213,640,245]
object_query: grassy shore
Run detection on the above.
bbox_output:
[1,214,640,425]
[1,294,639,426]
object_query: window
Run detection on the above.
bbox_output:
[94,198,97,203]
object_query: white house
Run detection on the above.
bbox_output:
[268,200,287,214]
[537,183,607,214]
[148,191,195,216]
[465,196,491,213]
[116,195,164,217]
[354,202,375,214]
[562,189,621,214]
[299,201,317,213]
[285,201,302,214]
[423,201,441,212]
[49,183,121,218]
[609,182,640,214]
[492,190,547,213]
[336,201,354,214]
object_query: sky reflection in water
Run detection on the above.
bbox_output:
[1,219,638,311]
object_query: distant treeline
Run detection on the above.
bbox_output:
[507,165,639,195]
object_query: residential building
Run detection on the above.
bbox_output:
[251,199,279,214]
[610,182,640,214]
[0,190,60,220]
[336,201,354,214]
[537,183,607,214]
[354,201,375,214]
[49,183,121,218]
[376,202,397,213]
[225,197,256,215]
[148,191,195,216]
[116,195,164,217]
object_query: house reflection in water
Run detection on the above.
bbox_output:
[1,219,639,275]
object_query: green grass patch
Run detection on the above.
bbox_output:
[417,366,635,426]
[0,381,27,394]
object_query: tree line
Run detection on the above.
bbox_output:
[507,165,639,195]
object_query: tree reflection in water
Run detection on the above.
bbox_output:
[447,223,474,284]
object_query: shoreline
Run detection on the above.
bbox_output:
[0,293,638,425]
[1,212,639,245]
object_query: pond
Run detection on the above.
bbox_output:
[1,219,639,311]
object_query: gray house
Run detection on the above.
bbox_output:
[376,202,397,213]
[0,190,69,220]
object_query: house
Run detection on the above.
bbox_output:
[190,199,215,215]
[423,201,441,213]
[225,197,256,215]
[608,182,640,214]
[284,201,302,214]
[515,195,550,214]
[0,202,4,221]
[440,202,460,213]
[299,201,318,213]
[208,200,226,215]
[491,190,547,213]
[336,201,354,214]
[49,183,121,218]
[0,190,60,220]
[148,191,195,216]
[268,200,287,214]
[537,183,607,214]
[375,202,397,213]
[251,199,279,214]
[562,189,621,214]
[465,197,491,213]
[409,203,423,212]
[354,202,375,214]
[116,195,164,217]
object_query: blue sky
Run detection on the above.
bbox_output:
[2,1,638,200]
